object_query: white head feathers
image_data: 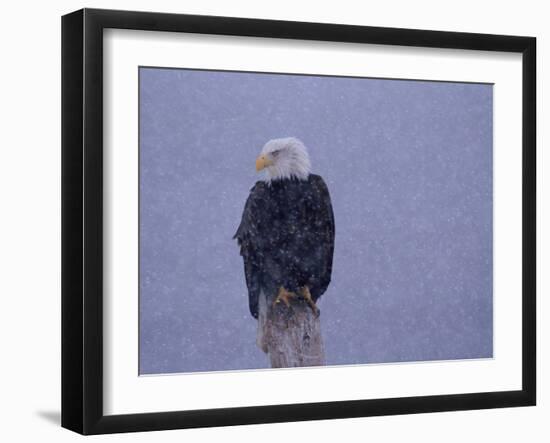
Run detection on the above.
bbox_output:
[258,137,312,182]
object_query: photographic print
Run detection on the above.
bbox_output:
[62,10,536,433]
[138,67,493,375]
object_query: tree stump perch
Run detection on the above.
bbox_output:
[256,292,325,368]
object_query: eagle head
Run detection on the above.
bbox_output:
[255,137,312,182]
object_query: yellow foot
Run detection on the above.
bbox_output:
[273,287,297,308]
[299,286,319,317]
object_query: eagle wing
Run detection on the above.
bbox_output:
[309,175,335,299]
[234,181,267,318]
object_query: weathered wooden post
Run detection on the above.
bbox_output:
[256,293,325,368]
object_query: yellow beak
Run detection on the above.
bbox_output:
[255,155,273,172]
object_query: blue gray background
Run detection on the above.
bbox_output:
[139,67,493,375]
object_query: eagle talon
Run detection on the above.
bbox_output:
[273,287,296,308]
[299,286,319,317]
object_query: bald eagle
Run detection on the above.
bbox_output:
[234,137,335,319]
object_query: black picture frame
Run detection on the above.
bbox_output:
[62,8,536,435]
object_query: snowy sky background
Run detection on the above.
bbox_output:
[139,67,493,375]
